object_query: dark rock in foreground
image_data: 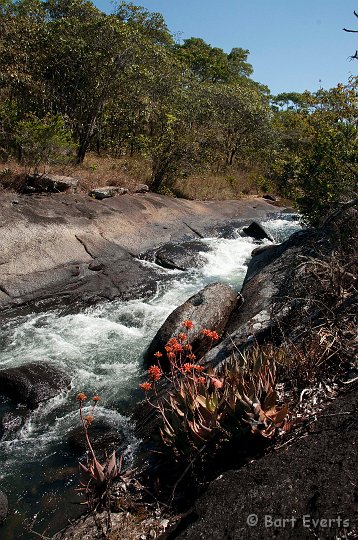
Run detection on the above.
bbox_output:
[144,282,238,367]
[169,386,358,540]
[0,362,71,409]
[0,490,8,525]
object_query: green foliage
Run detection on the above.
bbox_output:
[15,114,75,171]
[270,78,358,224]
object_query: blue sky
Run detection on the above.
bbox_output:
[95,0,358,95]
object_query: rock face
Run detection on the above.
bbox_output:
[204,203,357,369]
[88,186,128,200]
[0,192,276,317]
[142,241,211,271]
[0,490,8,525]
[0,362,71,408]
[144,282,238,367]
[24,174,78,193]
[170,386,358,540]
[242,221,273,241]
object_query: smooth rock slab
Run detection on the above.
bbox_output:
[144,282,238,368]
[0,362,71,409]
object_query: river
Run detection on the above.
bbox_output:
[0,213,300,539]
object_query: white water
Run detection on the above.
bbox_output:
[0,214,300,537]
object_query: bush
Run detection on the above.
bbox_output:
[15,114,76,172]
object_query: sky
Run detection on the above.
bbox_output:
[95,0,358,95]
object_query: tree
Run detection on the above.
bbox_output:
[343,9,358,59]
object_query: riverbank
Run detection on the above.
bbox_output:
[0,191,278,317]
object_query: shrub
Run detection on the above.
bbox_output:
[15,114,76,173]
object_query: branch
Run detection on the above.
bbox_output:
[343,28,358,33]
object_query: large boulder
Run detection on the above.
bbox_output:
[0,363,71,409]
[142,241,211,271]
[144,282,239,367]
[0,490,8,524]
[24,174,78,193]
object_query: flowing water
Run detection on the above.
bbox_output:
[0,213,300,538]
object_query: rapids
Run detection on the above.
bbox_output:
[0,213,300,538]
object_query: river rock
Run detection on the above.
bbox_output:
[24,174,78,193]
[242,221,273,242]
[88,186,128,200]
[144,282,238,367]
[205,201,358,369]
[0,362,71,409]
[143,241,211,271]
[0,490,8,524]
[67,420,123,457]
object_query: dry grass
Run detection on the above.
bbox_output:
[171,168,267,200]
[0,155,276,200]
[0,154,152,193]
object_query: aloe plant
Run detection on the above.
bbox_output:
[140,324,289,459]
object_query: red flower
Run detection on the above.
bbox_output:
[182,320,194,330]
[172,342,183,353]
[139,382,152,392]
[148,365,162,381]
[202,328,212,337]
[182,363,194,373]
[168,351,175,360]
[196,376,206,385]
[178,333,188,342]
[76,392,87,402]
[202,329,220,340]
[92,395,101,402]
[188,353,196,361]
[85,414,94,426]
[154,351,163,358]
[194,365,204,372]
